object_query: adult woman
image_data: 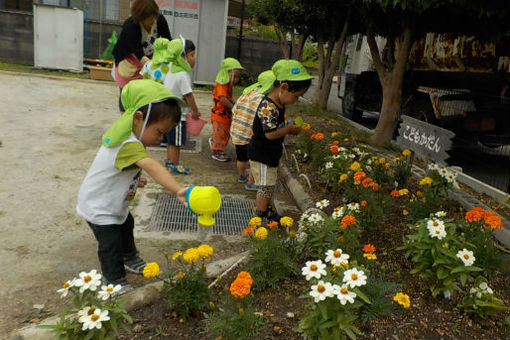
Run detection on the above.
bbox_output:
[113,0,171,111]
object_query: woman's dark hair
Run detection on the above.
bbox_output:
[184,40,196,54]
[131,0,159,24]
[274,79,312,92]
[139,98,181,125]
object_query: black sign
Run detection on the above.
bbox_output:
[396,115,454,163]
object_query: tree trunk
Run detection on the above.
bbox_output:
[313,19,349,109]
[368,26,414,147]
[275,26,290,59]
[293,34,307,61]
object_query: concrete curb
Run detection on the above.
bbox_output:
[9,252,249,340]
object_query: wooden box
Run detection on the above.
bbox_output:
[88,65,113,81]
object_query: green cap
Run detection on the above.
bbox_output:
[242,70,276,95]
[272,59,313,82]
[215,57,244,85]
[168,36,191,74]
[102,79,183,147]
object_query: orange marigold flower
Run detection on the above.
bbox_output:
[362,244,376,253]
[315,133,325,140]
[267,221,278,229]
[362,178,373,188]
[337,235,345,243]
[340,215,356,229]
[310,133,317,140]
[242,227,254,236]
[302,124,311,131]
[354,171,366,182]
[361,200,367,207]
[332,140,340,145]
[330,145,339,154]
[230,278,251,298]
[237,271,254,285]
[485,215,503,230]
[465,207,484,222]
[390,190,400,198]
[372,183,380,191]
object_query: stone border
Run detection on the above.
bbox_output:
[8,252,249,340]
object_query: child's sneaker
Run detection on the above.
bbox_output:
[123,255,147,274]
[244,181,259,191]
[238,174,248,183]
[212,151,230,162]
[106,277,133,296]
[164,160,191,174]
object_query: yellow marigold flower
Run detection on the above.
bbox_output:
[171,251,182,260]
[331,131,339,137]
[197,244,214,259]
[419,177,433,186]
[402,149,411,156]
[177,271,185,280]
[385,162,391,169]
[363,253,377,260]
[350,162,360,171]
[289,230,296,238]
[183,248,200,263]
[255,227,268,240]
[339,174,348,183]
[249,216,262,228]
[344,138,349,142]
[142,262,160,278]
[393,292,411,308]
[280,216,294,228]
[398,188,409,196]
[379,157,386,163]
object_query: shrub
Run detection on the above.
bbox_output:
[458,276,509,318]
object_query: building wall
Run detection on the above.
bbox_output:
[0,10,34,64]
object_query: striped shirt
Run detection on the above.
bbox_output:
[230,90,265,145]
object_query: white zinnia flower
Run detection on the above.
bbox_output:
[428,163,439,171]
[296,231,308,243]
[97,284,121,301]
[56,279,75,298]
[435,211,447,217]
[74,270,102,293]
[427,225,446,240]
[325,162,333,170]
[79,308,110,330]
[309,281,335,303]
[308,213,323,223]
[334,284,357,305]
[348,153,356,159]
[332,154,341,160]
[315,199,330,209]
[331,208,344,219]
[343,268,367,288]
[346,202,360,212]
[426,218,445,229]
[456,249,475,266]
[325,249,350,267]
[302,260,327,281]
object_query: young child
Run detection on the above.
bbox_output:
[230,70,274,191]
[210,57,244,162]
[77,79,187,293]
[248,59,313,221]
[140,37,201,174]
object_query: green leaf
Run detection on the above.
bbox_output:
[354,289,371,304]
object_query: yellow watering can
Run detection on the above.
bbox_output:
[186,186,222,227]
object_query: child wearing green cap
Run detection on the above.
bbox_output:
[140,37,201,174]
[77,79,187,293]
[248,60,313,221]
[230,70,273,190]
[210,57,244,162]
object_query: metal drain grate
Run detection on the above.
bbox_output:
[149,193,255,234]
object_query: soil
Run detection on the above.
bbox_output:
[116,113,510,340]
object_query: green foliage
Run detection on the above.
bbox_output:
[399,216,482,297]
[41,273,132,340]
[408,189,441,220]
[458,276,509,318]
[358,277,401,325]
[162,266,210,320]
[301,41,319,70]
[244,226,299,290]
[391,154,412,188]
[204,295,265,340]
[461,220,509,277]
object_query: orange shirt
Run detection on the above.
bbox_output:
[211,82,233,124]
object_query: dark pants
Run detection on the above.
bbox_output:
[87,212,138,282]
